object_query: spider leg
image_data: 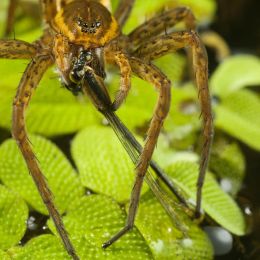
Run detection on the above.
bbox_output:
[105,48,131,110]
[12,55,79,260]
[114,0,135,27]
[4,0,18,37]
[128,7,195,46]
[135,30,213,217]
[40,0,59,24]
[200,31,230,61]
[0,39,37,59]
[103,58,171,248]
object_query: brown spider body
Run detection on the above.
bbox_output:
[52,1,119,46]
[50,1,120,93]
[0,1,213,259]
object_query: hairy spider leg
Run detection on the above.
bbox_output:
[1,0,213,253]
[0,39,36,58]
[114,0,136,27]
[128,6,196,46]
[135,30,213,217]
[0,39,79,259]
[82,54,190,208]
[12,55,79,260]
[105,47,132,110]
[200,31,230,61]
[4,0,17,37]
[41,0,59,24]
[107,6,196,110]
[103,58,171,247]
[41,0,76,23]
[103,0,135,111]
[112,51,131,110]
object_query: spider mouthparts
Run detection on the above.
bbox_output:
[64,82,82,95]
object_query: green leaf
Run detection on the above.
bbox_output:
[164,83,199,130]
[8,235,70,260]
[135,191,213,259]
[153,135,198,167]
[0,135,84,214]
[166,161,246,236]
[113,71,197,132]
[48,195,153,259]
[154,54,186,84]
[71,126,148,202]
[0,60,101,136]
[215,89,260,150]
[211,55,260,97]
[0,185,28,250]
[0,249,11,260]
[126,53,187,124]
[210,141,246,195]
[161,83,201,151]
[0,54,186,136]
[114,75,156,130]
[172,0,216,22]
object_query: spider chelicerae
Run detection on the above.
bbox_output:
[0,0,213,259]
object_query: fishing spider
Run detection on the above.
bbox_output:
[0,0,213,259]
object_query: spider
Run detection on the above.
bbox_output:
[0,0,213,259]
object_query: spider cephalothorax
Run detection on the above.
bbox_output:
[51,1,116,96]
[0,1,213,259]
[52,0,120,46]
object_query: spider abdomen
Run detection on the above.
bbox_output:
[51,0,120,48]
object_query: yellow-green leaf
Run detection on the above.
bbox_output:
[48,195,153,259]
[215,89,260,150]
[136,191,213,259]
[8,235,69,260]
[71,126,148,202]
[0,135,84,214]
[0,185,28,250]
[211,55,260,97]
[166,161,246,236]
[0,60,100,136]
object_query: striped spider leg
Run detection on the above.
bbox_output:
[101,7,213,246]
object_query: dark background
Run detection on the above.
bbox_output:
[213,0,260,55]
[211,0,260,259]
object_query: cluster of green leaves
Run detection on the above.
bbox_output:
[0,128,245,259]
[211,55,260,150]
[1,0,259,259]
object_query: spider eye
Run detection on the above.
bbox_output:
[96,21,101,28]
